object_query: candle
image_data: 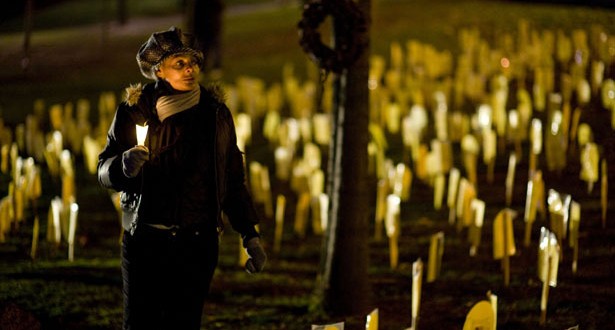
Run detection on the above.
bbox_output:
[136,124,148,146]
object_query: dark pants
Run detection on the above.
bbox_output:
[121,224,219,330]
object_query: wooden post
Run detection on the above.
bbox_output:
[375,179,388,241]
[505,153,517,207]
[529,119,542,178]
[469,199,485,257]
[494,209,516,286]
[273,194,286,254]
[411,259,423,330]
[487,291,498,330]
[427,231,444,283]
[569,201,580,275]
[524,171,544,247]
[433,174,445,211]
[365,308,378,330]
[483,128,497,184]
[30,215,40,259]
[294,192,311,238]
[67,203,79,262]
[540,252,552,324]
[502,210,510,287]
[601,160,608,228]
[447,168,460,225]
[386,194,401,269]
[538,227,559,326]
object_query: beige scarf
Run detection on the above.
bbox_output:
[156,86,201,122]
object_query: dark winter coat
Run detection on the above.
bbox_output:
[97,81,259,242]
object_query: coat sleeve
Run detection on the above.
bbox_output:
[218,106,261,244]
[97,103,142,193]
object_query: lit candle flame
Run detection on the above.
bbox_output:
[136,124,148,146]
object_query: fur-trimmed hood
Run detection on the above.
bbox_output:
[125,83,143,107]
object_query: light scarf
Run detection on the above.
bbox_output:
[156,86,201,122]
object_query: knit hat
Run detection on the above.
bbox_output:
[136,27,204,80]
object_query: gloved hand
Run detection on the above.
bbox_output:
[245,237,267,274]
[122,145,149,178]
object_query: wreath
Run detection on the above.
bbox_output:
[298,0,367,74]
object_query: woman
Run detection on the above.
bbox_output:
[97,27,266,330]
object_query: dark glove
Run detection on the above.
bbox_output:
[122,145,149,178]
[245,237,267,274]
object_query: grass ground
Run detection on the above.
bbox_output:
[0,0,614,329]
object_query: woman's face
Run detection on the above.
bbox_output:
[155,54,200,91]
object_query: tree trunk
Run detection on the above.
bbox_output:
[315,0,371,317]
[22,0,33,72]
[117,0,127,25]
[186,0,224,71]
[101,0,111,49]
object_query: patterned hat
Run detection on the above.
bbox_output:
[136,26,204,80]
